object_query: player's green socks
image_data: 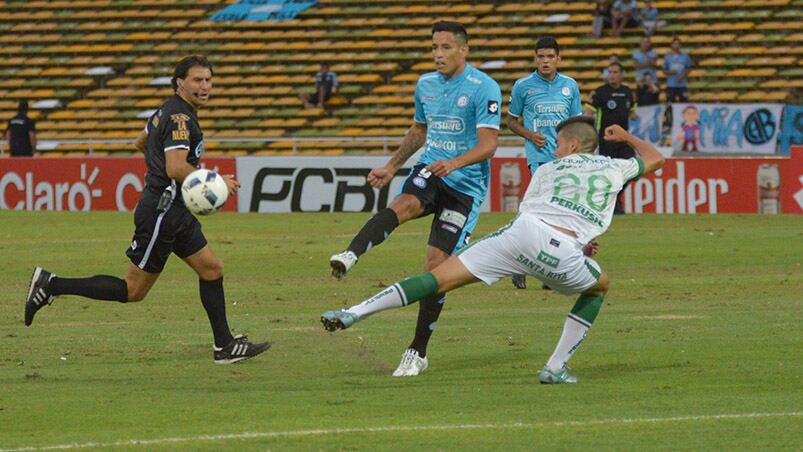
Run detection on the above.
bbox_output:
[346,272,439,318]
[545,294,604,371]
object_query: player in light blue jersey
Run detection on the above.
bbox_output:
[506,37,582,290]
[329,21,502,376]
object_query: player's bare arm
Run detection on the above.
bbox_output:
[428,127,498,177]
[134,130,147,153]
[506,114,545,147]
[368,122,427,188]
[165,149,199,184]
[603,124,665,173]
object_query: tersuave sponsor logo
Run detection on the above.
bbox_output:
[428,115,465,134]
[248,167,411,212]
[535,103,568,115]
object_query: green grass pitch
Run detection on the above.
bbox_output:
[1,211,801,450]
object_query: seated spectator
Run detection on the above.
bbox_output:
[632,36,658,83]
[590,0,612,37]
[611,0,637,35]
[601,54,621,82]
[636,73,660,106]
[638,0,666,36]
[299,62,338,108]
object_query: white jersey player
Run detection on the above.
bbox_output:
[321,116,665,384]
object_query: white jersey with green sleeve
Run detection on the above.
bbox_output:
[518,154,645,244]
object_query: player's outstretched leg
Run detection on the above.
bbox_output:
[321,272,440,331]
[397,294,443,376]
[330,208,399,279]
[541,274,608,384]
[25,267,131,326]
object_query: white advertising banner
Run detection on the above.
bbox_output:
[671,103,783,154]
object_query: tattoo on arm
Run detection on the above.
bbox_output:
[389,125,426,169]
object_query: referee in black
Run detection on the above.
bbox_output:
[586,61,637,214]
[24,55,270,364]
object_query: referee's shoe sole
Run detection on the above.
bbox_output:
[25,267,55,327]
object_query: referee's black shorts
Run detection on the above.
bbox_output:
[125,190,207,274]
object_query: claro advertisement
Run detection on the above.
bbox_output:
[2,148,802,214]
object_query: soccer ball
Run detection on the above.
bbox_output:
[181,169,228,216]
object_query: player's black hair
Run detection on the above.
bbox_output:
[17,99,28,114]
[608,61,624,71]
[535,36,560,55]
[171,55,213,92]
[432,21,468,45]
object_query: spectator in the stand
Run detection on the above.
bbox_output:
[590,0,612,37]
[601,55,621,82]
[636,73,660,106]
[632,36,658,84]
[639,0,665,36]
[3,100,37,157]
[299,62,338,108]
[611,0,638,35]
[663,37,693,103]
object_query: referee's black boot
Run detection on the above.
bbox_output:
[213,334,271,364]
[25,267,55,326]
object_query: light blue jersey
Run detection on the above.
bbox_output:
[413,64,502,201]
[508,71,582,172]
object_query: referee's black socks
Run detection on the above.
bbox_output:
[199,277,235,348]
[347,208,399,256]
[49,275,128,303]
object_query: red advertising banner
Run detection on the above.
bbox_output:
[0,157,237,212]
[490,147,803,214]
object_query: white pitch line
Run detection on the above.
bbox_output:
[2,411,800,451]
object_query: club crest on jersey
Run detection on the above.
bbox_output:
[607,100,617,110]
[487,100,499,115]
[562,86,571,96]
[413,176,427,189]
[456,95,469,108]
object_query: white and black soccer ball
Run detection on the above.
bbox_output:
[181,169,228,216]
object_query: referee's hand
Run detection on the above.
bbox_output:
[222,174,240,196]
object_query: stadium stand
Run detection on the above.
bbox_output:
[0,0,800,155]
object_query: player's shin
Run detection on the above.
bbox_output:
[346,208,399,257]
[545,294,604,371]
[346,272,439,319]
[49,275,128,302]
[199,277,235,348]
[408,295,445,358]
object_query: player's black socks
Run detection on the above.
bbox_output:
[346,208,399,257]
[199,277,235,348]
[49,275,128,302]
[408,295,445,358]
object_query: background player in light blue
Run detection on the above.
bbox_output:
[506,36,582,289]
[329,21,502,377]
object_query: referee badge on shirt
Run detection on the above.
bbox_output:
[607,100,617,110]
[457,95,469,108]
[487,100,499,115]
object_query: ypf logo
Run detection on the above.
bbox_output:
[744,108,776,145]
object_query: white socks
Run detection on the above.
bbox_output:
[346,283,407,318]
[546,314,591,371]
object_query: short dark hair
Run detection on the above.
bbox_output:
[432,21,468,45]
[557,116,598,152]
[18,100,28,114]
[171,55,213,92]
[535,36,560,55]
[608,61,624,71]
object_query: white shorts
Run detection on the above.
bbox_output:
[457,214,601,295]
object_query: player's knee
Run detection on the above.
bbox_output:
[200,259,224,281]
[587,272,610,296]
[126,283,148,303]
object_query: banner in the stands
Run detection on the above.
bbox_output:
[779,104,803,154]
[670,103,783,154]
[629,104,665,147]
[211,0,319,22]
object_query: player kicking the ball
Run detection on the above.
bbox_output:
[322,117,664,383]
